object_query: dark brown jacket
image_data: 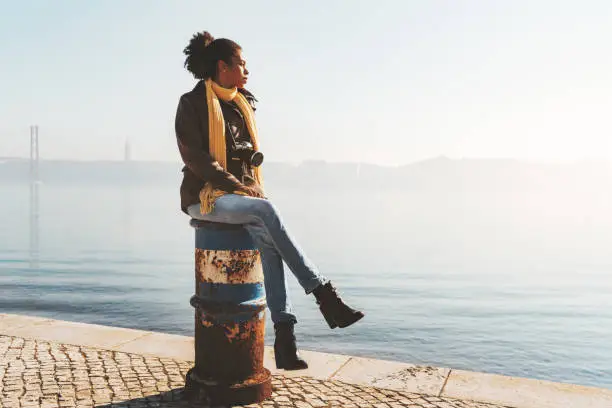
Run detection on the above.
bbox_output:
[175,80,258,213]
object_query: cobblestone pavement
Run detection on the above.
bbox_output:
[0,335,510,408]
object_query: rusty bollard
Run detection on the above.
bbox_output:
[184,219,272,406]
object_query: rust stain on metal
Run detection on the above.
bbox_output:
[195,248,263,284]
[225,323,240,341]
[194,309,266,382]
[224,250,260,283]
[224,319,262,343]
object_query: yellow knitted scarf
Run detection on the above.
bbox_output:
[198,78,264,214]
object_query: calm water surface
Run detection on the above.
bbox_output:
[1,182,611,389]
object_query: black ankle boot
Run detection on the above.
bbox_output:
[312,282,364,329]
[274,322,308,370]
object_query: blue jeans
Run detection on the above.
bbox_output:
[187,194,326,324]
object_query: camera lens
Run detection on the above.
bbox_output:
[250,151,264,167]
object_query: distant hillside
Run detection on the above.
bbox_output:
[1,157,611,193]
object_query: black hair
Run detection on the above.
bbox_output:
[183,31,241,80]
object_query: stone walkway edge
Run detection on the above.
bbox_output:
[1,313,610,408]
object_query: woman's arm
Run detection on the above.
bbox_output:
[175,94,243,192]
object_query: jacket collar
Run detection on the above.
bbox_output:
[193,79,258,102]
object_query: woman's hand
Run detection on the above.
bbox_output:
[240,175,266,199]
[241,185,266,199]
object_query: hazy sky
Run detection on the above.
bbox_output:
[1,0,611,164]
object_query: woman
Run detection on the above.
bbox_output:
[175,31,364,370]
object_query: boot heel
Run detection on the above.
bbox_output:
[320,306,338,329]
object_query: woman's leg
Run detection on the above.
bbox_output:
[186,194,327,321]
[242,221,296,324]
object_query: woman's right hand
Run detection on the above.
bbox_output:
[240,175,266,199]
[238,184,266,199]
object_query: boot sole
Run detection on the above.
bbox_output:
[275,362,309,370]
[275,355,309,370]
[321,306,364,329]
[274,343,309,370]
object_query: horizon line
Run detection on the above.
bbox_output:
[1,155,611,167]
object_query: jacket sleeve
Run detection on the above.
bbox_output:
[175,94,243,192]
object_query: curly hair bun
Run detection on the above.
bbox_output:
[202,31,215,47]
[183,31,241,80]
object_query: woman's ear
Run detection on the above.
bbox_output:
[217,59,228,74]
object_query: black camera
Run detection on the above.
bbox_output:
[232,141,264,167]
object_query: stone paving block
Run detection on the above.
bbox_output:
[330,356,450,396]
[441,369,612,408]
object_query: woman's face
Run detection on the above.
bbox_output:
[219,49,249,88]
